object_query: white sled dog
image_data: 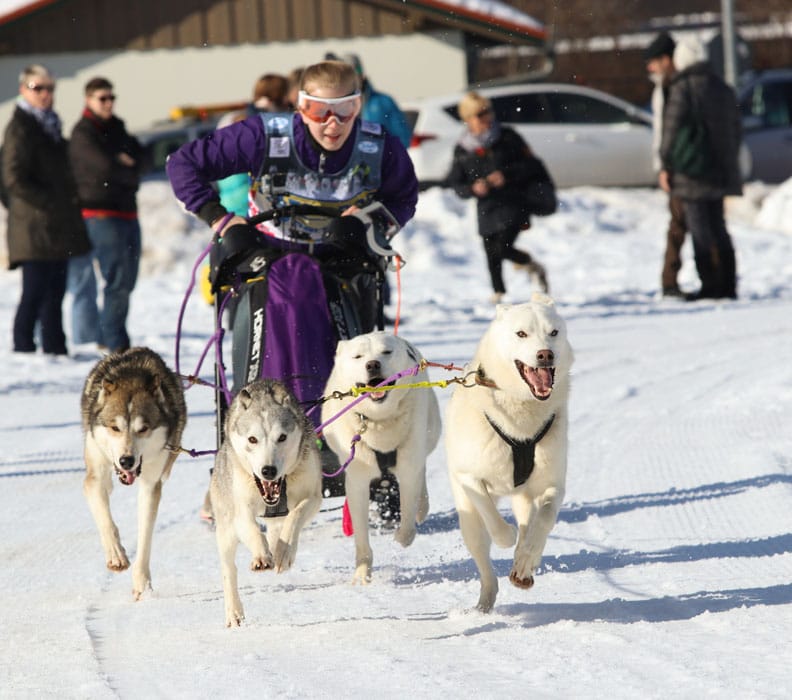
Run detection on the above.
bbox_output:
[321,331,441,584]
[445,294,573,612]
[210,379,322,627]
[81,347,187,600]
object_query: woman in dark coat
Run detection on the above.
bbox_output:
[2,64,90,354]
[445,91,549,303]
[659,37,742,300]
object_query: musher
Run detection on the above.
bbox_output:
[166,59,418,516]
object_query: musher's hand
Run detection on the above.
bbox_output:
[212,214,247,237]
[341,205,360,217]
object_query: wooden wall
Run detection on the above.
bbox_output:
[0,0,419,55]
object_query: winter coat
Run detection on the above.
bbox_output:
[166,113,418,229]
[2,106,90,269]
[445,125,545,237]
[660,62,742,200]
[69,110,142,212]
[361,81,412,149]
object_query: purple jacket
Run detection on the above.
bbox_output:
[166,113,418,228]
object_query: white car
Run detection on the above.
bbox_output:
[405,83,656,188]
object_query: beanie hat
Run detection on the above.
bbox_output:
[644,32,676,61]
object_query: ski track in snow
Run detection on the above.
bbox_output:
[3,183,792,697]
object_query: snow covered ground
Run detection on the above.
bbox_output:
[1,178,791,698]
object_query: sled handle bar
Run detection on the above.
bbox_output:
[247,205,341,226]
[246,202,403,264]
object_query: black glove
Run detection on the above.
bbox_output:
[209,223,265,292]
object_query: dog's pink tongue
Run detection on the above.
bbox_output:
[523,366,554,396]
[119,470,137,486]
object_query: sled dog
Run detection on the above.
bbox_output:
[445,294,573,612]
[210,379,322,627]
[321,331,441,584]
[81,347,187,599]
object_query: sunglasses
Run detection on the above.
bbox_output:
[472,108,492,119]
[298,90,360,124]
[94,94,116,103]
[27,83,55,93]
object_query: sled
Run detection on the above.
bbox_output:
[208,202,402,498]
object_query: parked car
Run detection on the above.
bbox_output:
[738,68,792,184]
[404,83,655,188]
[135,116,219,176]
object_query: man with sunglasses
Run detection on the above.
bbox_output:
[2,64,90,356]
[168,59,417,513]
[67,76,144,354]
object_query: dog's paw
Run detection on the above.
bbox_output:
[225,607,245,627]
[393,524,417,548]
[509,570,535,589]
[250,554,274,571]
[492,523,517,549]
[272,540,295,573]
[351,563,372,585]
[106,547,130,572]
[476,586,498,613]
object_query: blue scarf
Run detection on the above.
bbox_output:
[17,96,62,142]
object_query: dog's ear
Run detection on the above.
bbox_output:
[101,379,116,396]
[401,339,420,364]
[238,387,253,410]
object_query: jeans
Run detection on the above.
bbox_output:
[13,260,68,354]
[661,195,687,291]
[67,216,141,350]
[681,198,737,298]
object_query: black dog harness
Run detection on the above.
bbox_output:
[485,413,556,487]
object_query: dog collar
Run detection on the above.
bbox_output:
[475,364,499,389]
[485,413,556,487]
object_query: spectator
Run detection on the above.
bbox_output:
[2,64,90,355]
[660,36,741,301]
[68,76,143,353]
[645,32,688,299]
[445,91,549,303]
[286,66,304,110]
[250,73,291,114]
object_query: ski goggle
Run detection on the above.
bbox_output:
[298,91,361,124]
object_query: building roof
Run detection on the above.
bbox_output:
[0,0,546,46]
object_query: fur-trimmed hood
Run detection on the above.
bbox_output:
[673,35,708,73]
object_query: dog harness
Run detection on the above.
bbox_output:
[485,413,556,488]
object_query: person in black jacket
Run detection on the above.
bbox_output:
[445,91,549,303]
[68,76,143,353]
[2,64,90,355]
[660,37,741,301]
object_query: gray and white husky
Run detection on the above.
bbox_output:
[209,379,322,627]
[81,347,187,600]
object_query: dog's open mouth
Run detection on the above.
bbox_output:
[115,462,141,486]
[356,377,395,403]
[258,476,285,506]
[515,360,555,401]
